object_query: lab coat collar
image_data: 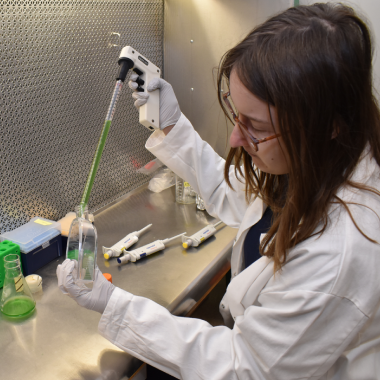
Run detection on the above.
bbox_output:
[236,196,265,242]
[349,144,376,184]
[228,145,378,316]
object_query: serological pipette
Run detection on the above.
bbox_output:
[117,232,186,265]
[182,221,224,249]
[102,224,152,259]
[77,47,161,216]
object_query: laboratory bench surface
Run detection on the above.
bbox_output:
[0,184,237,380]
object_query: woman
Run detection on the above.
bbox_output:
[57,3,380,379]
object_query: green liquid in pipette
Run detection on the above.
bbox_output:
[2,296,35,319]
[80,119,112,209]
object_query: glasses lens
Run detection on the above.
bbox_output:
[224,93,258,151]
[236,122,258,152]
[223,94,236,120]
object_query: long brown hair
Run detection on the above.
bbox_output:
[217,3,380,271]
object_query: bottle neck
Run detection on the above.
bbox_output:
[4,262,22,279]
[76,203,89,219]
[4,255,22,277]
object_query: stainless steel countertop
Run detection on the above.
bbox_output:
[0,184,237,380]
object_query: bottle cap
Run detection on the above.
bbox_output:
[103,273,113,283]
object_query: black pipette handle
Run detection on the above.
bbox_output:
[117,58,134,82]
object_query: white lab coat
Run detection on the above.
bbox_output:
[99,114,380,379]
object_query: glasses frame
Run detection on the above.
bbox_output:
[223,92,281,152]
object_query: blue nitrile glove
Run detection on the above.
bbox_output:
[57,259,115,314]
[129,75,181,130]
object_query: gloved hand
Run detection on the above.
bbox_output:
[57,259,115,314]
[129,75,181,130]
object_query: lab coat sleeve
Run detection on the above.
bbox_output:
[145,113,250,228]
[99,286,367,380]
[99,288,238,380]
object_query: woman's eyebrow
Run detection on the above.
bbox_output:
[230,93,270,124]
[240,112,270,124]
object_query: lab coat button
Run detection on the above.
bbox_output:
[221,303,225,309]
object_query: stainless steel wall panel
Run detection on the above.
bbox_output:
[0,0,164,234]
[164,0,292,157]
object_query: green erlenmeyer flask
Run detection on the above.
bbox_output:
[0,254,35,319]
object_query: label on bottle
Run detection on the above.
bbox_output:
[34,219,52,226]
[14,275,24,292]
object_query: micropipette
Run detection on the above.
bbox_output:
[182,221,224,249]
[117,232,186,265]
[102,224,152,259]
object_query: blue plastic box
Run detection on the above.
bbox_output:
[0,217,62,275]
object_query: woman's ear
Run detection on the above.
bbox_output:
[332,121,339,139]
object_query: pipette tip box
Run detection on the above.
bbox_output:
[0,217,62,276]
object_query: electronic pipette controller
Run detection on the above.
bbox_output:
[118,46,161,131]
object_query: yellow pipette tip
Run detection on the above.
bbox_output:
[182,242,188,249]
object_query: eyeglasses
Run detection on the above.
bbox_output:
[222,92,281,152]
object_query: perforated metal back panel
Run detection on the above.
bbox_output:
[0,0,163,233]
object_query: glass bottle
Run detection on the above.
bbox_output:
[66,205,97,284]
[1,254,36,319]
[175,176,196,204]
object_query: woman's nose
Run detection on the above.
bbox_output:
[230,123,246,148]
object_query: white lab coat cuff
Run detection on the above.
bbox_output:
[98,287,133,338]
[145,112,188,150]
